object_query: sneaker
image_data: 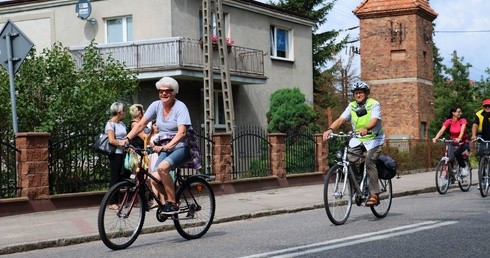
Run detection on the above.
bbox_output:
[461,167,470,177]
[162,202,179,214]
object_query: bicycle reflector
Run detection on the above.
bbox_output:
[196,185,203,192]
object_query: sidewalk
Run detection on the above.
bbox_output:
[0,171,477,255]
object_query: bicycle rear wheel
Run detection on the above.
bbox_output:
[435,160,450,195]
[98,180,145,250]
[458,160,471,192]
[479,157,490,197]
[323,164,352,225]
[174,176,215,240]
[371,178,392,218]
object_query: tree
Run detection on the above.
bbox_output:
[429,48,475,137]
[269,0,346,78]
[474,68,490,101]
[268,0,347,129]
[0,41,139,134]
[266,87,318,134]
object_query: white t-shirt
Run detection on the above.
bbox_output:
[104,121,127,154]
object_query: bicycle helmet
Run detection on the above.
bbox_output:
[351,81,370,93]
[482,99,490,106]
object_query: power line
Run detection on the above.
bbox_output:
[435,30,490,33]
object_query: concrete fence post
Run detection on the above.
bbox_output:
[315,134,328,173]
[15,132,51,200]
[268,133,286,178]
[212,133,232,182]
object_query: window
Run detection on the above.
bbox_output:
[270,26,291,59]
[215,91,226,128]
[199,11,230,39]
[106,16,133,43]
[420,122,427,139]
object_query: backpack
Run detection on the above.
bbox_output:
[376,155,397,180]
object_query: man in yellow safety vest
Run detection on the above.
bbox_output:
[323,81,385,206]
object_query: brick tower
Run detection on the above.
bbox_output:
[354,0,438,139]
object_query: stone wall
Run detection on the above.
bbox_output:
[356,4,436,139]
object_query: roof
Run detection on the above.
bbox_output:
[354,0,438,20]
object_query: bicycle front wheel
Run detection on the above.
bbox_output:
[98,180,146,250]
[371,178,392,218]
[458,160,471,192]
[479,157,490,197]
[323,164,352,225]
[174,176,215,240]
[435,160,451,195]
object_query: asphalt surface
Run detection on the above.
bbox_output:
[0,170,479,255]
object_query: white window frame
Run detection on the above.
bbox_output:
[199,11,230,39]
[270,25,292,60]
[105,16,133,43]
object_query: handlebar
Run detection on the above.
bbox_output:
[475,137,490,143]
[124,144,155,156]
[435,138,455,143]
[327,131,361,140]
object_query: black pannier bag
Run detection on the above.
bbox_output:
[376,155,397,180]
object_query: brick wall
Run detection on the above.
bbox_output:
[357,6,436,139]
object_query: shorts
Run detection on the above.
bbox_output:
[153,146,190,171]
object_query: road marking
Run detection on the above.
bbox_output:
[242,220,457,258]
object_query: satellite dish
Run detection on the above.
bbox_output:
[75,0,92,20]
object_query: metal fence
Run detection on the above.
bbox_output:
[49,126,110,194]
[0,131,19,198]
[285,130,317,174]
[231,125,271,179]
[48,126,213,195]
[383,139,443,172]
[69,37,265,77]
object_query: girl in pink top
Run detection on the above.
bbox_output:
[432,107,470,176]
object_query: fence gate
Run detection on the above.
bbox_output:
[231,126,271,179]
[285,131,317,174]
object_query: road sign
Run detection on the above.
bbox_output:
[0,20,34,73]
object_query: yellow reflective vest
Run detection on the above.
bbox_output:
[349,98,381,142]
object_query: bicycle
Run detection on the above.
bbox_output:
[434,138,472,195]
[323,132,393,225]
[475,137,490,197]
[98,145,216,250]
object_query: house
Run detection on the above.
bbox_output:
[0,0,314,131]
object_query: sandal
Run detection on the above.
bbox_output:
[108,204,120,210]
[365,194,379,206]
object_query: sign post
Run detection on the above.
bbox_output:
[0,20,34,134]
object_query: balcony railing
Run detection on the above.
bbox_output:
[69,37,265,77]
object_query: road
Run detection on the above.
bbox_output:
[6,190,490,258]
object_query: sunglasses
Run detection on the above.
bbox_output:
[484,105,490,108]
[158,89,174,95]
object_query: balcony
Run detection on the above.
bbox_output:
[69,37,266,84]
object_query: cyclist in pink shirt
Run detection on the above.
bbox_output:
[432,106,470,176]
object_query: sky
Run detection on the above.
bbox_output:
[258,0,490,80]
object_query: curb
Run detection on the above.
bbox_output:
[0,187,439,255]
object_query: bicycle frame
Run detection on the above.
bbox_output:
[126,146,210,217]
[435,138,472,194]
[98,144,216,250]
[324,131,393,225]
[332,133,369,202]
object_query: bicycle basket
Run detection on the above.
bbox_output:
[477,142,490,155]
